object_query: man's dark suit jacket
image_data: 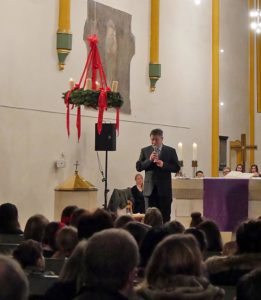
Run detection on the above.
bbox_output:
[136,145,180,198]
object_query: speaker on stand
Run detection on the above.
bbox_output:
[95,123,116,209]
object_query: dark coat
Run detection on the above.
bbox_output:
[136,145,180,197]
[136,275,224,300]
[206,253,261,285]
[73,287,130,300]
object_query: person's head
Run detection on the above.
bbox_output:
[144,207,163,227]
[150,128,163,148]
[81,229,139,294]
[61,205,78,225]
[24,214,49,242]
[55,226,78,257]
[145,234,203,288]
[197,220,223,252]
[43,221,64,251]
[185,228,208,254]
[13,239,45,271]
[250,164,259,173]
[135,173,143,187]
[140,227,169,268]
[0,203,20,232]
[0,255,29,300]
[196,170,204,178]
[123,221,150,248]
[190,212,204,227]
[77,209,113,240]
[236,164,244,172]
[70,208,89,227]
[114,215,134,228]
[164,220,185,234]
[223,166,231,176]
[237,268,261,300]
[60,240,87,282]
[236,219,261,253]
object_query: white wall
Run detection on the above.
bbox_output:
[0,0,216,227]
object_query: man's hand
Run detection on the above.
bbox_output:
[150,152,158,161]
[155,159,164,168]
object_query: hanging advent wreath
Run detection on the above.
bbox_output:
[62,35,123,141]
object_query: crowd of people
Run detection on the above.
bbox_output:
[0,202,261,299]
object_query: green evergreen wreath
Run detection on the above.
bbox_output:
[63,89,123,109]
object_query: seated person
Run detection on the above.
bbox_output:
[131,174,145,214]
[196,170,204,178]
[222,166,231,176]
[236,163,244,172]
[250,164,261,177]
[61,205,78,225]
[13,239,45,275]
[236,268,261,300]
[144,207,163,228]
[0,203,23,234]
[42,222,64,258]
[24,214,49,243]
[52,226,78,259]
[0,255,29,300]
[206,219,261,285]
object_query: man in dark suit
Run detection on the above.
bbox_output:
[136,128,180,222]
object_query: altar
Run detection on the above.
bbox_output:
[172,178,261,230]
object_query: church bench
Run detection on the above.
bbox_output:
[0,243,19,255]
[44,258,66,275]
[28,274,59,296]
[0,234,24,244]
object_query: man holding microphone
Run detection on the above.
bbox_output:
[136,129,180,222]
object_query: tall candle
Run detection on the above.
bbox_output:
[84,78,92,90]
[192,143,197,161]
[178,142,183,161]
[111,81,119,92]
[69,78,74,89]
[58,0,71,33]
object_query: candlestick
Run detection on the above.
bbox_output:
[178,142,183,161]
[69,78,74,90]
[84,78,92,90]
[192,160,198,178]
[192,143,197,161]
[111,81,119,92]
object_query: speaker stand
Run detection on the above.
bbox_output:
[103,150,110,209]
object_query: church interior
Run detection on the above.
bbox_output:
[1,1,261,299]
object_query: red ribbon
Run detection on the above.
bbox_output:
[76,106,81,142]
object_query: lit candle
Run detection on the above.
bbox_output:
[111,81,119,92]
[84,78,92,90]
[96,81,100,91]
[69,78,74,89]
[178,142,183,161]
[192,143,197,161]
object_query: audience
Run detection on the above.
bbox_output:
[190,211,204,227]
[52,226,78,259]
[196,170,204,178]
[0,203,23,234]
[136,234,224,299]
[222,166,231,176]
[61,205,78,225]
[250,164,261,177]
[13,239,45,274]
[24,214,49,243]
[131,173,145,214]
[75,229,139,300]
[197,220,223,253]
[42,222,64,257]
[45,240,87,300]
[144,207,163,227]
[235,164,244,172]
[123,221,150,248]
[206,219,261,285]
[164,220,185,234]
[236,268,261,300]
[77,208,113,240]
[115,214,134,228]
[0,255,29,300]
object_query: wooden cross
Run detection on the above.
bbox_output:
[74,161,80,172]
[230,134,257,170]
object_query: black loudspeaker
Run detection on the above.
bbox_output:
[95,123,116,151]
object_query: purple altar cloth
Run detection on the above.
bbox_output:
[203,179,249,231]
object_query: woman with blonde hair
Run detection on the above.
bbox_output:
[137,234,224,300]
